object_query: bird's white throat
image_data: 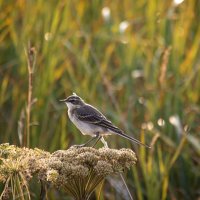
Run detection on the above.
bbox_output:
[65,102,82,111]
[65,102,75,110]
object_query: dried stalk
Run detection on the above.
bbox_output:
[24,44,36,147]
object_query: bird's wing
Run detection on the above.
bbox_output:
[76,105,122,133]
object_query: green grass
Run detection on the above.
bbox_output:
[0,0,200,199]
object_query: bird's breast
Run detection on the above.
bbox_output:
[68,109,108,136]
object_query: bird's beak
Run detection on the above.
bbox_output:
[59,98,67,102]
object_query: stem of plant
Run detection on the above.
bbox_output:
[120,173,133,200]
[24,44,36,147]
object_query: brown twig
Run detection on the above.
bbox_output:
[24,44,37,147]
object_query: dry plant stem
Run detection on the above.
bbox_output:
[159,46,171,88]
[158,46,171,106]
[24,45,36,147]
[40,180,48,200]
[101,140,134,200]
[97,180,104,200]
[120,173,133,200]
[0,176,11,199]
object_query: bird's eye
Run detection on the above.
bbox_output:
[70,99,75,103]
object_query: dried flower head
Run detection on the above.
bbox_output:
[39,147,137,199]
[0,143,49,199]
[0,144,137,200]
[47,169,59,182]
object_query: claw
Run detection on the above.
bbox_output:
[71,144,85,148]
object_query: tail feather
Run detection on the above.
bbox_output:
[100,119,151,148]
[109,127,151,148]
[117,131,151,148]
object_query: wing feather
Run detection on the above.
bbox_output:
[76,105,122,132]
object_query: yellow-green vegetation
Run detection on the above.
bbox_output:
[0,0,200,199]
[0,143,136,200]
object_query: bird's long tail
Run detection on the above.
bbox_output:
[111,129,151,148]
[101,119,151,148]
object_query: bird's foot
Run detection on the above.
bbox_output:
[71,144,86,148]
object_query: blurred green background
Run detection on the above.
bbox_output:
[0,0,200,199]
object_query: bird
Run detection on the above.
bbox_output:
[60,93,151,148]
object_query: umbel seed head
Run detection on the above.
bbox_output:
[44,146,137,199]
[0,144,137,200]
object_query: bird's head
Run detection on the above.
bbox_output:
[60,93,85,109]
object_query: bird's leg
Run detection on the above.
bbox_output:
[91,134,102,148]
[72,134,99,148]
[100,137,108,148]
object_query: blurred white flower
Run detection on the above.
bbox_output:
[169,115,183,136]
[184,125,189,132]
[173,0,184,5]
[138,97,145,105]
[147,122,154,130]
[119,21,129,33]
[44,32,53,41]
[101,7,111,22]
[157,118,165,127]
[141,123,147,130]
[141,122,154,130]
[131,70,144,79]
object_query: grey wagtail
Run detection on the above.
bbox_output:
[60,93,151,148]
